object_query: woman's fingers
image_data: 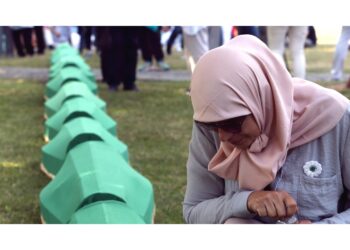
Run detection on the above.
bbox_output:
[247,191,298,219]
[283,194,298,217]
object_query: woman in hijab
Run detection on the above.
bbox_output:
[183,35,350,224]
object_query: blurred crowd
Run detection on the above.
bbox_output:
[0,26,349,90]
[0,26,93,58]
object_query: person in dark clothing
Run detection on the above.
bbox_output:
[0,26,15,57]
[232,26,267,44]
[96,26,139,91]
[11,27,34,57]
[78,26,95,54]
[305,26,317,48]
[34,26,46,54]
[137,26,170,71]
[166,26,183,55]
[236,26,260,37]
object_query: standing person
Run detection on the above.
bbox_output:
[182,26,210,94]
[182,26,209,73]
[267,26,308,78]
[10,26,34,57]
[43,26,55,50]
[78,26,94,57]
[236,26,260,37]
[234,26,267,44]
[207,26,223,50]
[331,26,350,81]
[0,26,14,57]
[49,26,72,45]
[347,77,350,88]
[96,26,139,91]
[137,26,170,71]
[305,26,317,48]
[183,35,350,224]
[33,26,46,55]
[166,26,183,55]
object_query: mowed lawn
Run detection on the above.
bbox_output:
[0,79,48,223]
[1,42,350,224]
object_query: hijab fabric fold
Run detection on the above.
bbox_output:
[190,35,349,190]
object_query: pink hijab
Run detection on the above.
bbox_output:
[190,35,349,191]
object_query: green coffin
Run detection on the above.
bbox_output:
[69,200,145,224]
[40,141,154,224]
[52,42,72,53]
[45,66,97,98]
[49,56,95,83]
[51,44,79,65]
[44,97,117,142]
[44,81,105,118]
[41,117,128,177]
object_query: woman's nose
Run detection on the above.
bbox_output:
[217,128,232,141]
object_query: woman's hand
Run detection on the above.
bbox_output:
[247,191,298,219]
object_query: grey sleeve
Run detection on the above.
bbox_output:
[183,123,254,224]
[315,110,350,224]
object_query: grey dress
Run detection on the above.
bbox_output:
[183,106,350,224]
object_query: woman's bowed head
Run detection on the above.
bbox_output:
[190,34,348,191]
[185,35,350,224]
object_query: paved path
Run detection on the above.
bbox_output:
[0,66,347,86]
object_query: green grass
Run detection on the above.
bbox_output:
[339,88,350,99]
[0,79,49,223]
[0,79,193,224]
[0,53,52,68]
[162,51,188,70]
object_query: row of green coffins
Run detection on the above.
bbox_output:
[40,44,155,224]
